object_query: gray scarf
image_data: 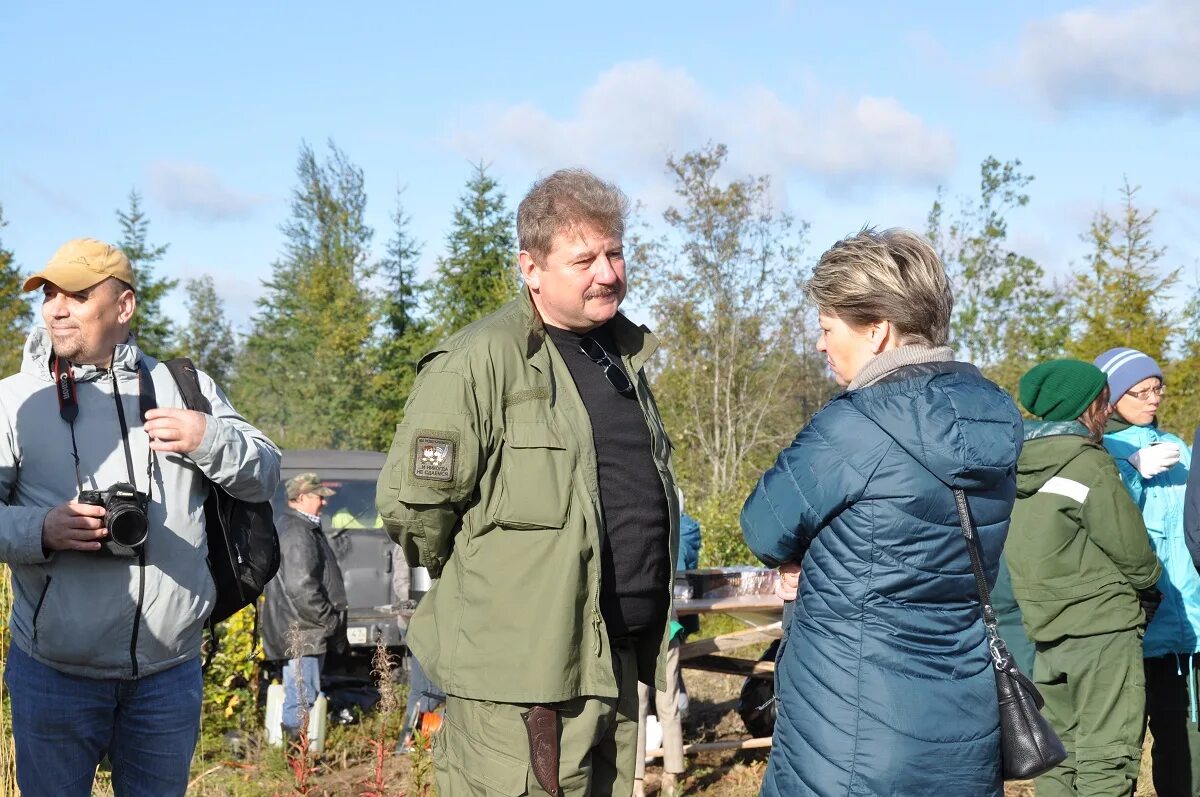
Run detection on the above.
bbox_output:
[847,344,955,391]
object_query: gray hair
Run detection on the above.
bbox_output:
[806,227,953,346]
[517,169,629,263]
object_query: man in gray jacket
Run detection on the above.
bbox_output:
[0,238,280,797]
[260,472,347,739]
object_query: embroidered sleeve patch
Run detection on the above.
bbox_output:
[413,435,456,482]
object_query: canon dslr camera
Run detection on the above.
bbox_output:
[78,482,150,555]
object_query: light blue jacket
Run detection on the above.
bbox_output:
[0,330,281,679]
[1103,422,1200,657]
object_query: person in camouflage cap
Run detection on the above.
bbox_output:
[261,472,346,739]
[286,472,336,501]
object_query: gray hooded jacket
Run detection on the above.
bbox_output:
[0,329,280,679]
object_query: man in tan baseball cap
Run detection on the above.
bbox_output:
[0,233,284,795]
[24,237,140,370]
[22,237,137,293]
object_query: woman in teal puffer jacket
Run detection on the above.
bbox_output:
[742,229,1021,797]
[1095,346,1200,797]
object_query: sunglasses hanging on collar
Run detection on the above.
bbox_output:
[577,336,634,396]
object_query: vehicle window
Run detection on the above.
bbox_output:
[322,479,384,530]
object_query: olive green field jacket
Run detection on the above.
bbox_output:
[1006,421,1162,642]
[377,290,679,703]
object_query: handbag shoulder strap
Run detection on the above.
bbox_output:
[952,488,1002,647]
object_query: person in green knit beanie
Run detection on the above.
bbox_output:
[1002,358,1162,797]
[1019,359,1111,423]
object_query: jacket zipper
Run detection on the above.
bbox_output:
[31,576,51,645]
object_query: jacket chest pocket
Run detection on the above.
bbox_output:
[492,421,572,530]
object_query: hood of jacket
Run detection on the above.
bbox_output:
[22,327,142,383]
[846,361,1022,491]
[1016,421,1098,498]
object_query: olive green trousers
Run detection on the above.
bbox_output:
[432,641,639,796]
[1034,629,1145,797]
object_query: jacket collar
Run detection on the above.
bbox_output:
[285,506,323,529]
[1024,419,1090,442]
[22,327,143,383]
[517,287,658,369]
[1105,414,1158,434]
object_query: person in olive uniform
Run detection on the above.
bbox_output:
[1006,360,1162,797]
[377,169,678,797]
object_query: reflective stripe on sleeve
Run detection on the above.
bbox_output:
[1039,476,1090,504]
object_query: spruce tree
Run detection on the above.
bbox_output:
[0,204,32,376]
[1067,178,1178,364]
[380,187,423,342]
[234,140,377,449]
[116,190,177,356]
[428,163,517,336]
[177,275,237,387]
[363,188,428,450]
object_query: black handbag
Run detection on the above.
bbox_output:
[953,488,1068,781]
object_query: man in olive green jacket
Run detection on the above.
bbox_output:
[1006,359,1162,797]
[377,169,678,796]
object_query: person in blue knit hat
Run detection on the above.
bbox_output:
[1095,346,1200,797]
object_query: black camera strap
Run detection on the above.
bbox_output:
[53,355,157,501]
[52,357,85,495]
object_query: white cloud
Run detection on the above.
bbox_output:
[1015,0,1200,112]
[148,161,268,222]
[450,60,955,192]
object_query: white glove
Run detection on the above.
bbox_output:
[1128,442,1181,479]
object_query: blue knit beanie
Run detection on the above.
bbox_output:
[1094,347,1164,405]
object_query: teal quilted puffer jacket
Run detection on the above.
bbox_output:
[742,361,1021,797]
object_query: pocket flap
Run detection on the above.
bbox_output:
[506,421,565,449]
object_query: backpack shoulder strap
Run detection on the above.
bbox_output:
[165,358,213,415]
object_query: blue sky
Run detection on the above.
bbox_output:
[3,0,1198,330]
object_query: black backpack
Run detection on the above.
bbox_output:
[165,358,280,624]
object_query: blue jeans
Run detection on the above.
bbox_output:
[282,654,323,731]
[4,644,201,797]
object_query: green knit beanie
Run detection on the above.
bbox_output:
[1018,359,1109,421]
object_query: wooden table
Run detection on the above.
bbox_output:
[676,593,784,679]
[642,592,784,759]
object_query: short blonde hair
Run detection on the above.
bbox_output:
[518,169,628,264]
[806,227,953,346]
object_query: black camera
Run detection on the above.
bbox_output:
[78,482,151,551]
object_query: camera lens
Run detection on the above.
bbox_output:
[108,504,148,548]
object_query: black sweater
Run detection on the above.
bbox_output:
[545,323,670,637]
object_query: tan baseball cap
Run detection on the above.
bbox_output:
[23,238,136,293]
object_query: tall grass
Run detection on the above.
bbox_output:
[0,565,19,796]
